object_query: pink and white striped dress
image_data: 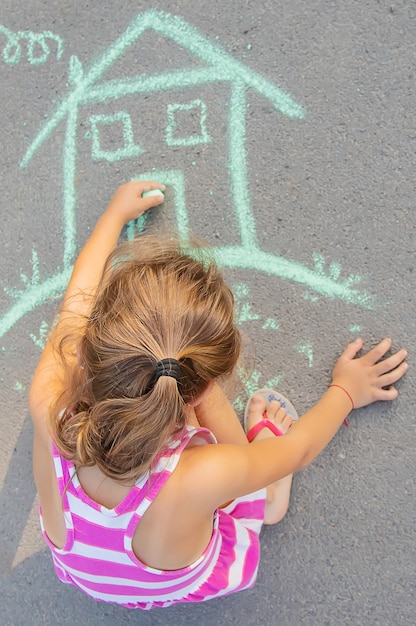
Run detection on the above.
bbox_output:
[39,425,266,610]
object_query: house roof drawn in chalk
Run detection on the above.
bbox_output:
[0,9,370,339]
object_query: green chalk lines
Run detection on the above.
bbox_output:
[1,268,72,340]
[166,99,211,147]
[297,342,314,368]
[234,367,284,414]
[89,111,144,162]
[30,320,49,350]
[0,25,63,65]
[0,9,371,341]
[233,283,261,324]
[232,281,283,410]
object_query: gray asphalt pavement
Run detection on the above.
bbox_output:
[0,1,414,624]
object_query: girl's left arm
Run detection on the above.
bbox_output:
[29,181,165,431]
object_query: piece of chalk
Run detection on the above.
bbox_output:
[141,189,165,199]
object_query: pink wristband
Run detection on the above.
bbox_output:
[328,384,354,427]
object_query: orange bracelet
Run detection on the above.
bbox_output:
[328,384,354,427]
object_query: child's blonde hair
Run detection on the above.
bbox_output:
[53,236,241,483]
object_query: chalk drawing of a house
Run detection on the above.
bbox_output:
[0,9,369,339]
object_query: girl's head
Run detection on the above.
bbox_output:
[54,236,240,482]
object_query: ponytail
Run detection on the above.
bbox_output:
[52,235,240,482]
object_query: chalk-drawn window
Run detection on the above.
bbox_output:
[88,111,143,162]
[166,99,212,147]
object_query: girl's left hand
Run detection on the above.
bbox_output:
[331,338,408,409]
[107,180,165,224]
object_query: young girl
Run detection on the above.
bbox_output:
[29,181,408,610]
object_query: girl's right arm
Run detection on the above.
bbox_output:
[29,181,164,432]
[188,338,408,507]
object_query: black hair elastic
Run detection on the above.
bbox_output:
[154,358,181,383]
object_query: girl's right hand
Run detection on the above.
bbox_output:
[107,180,165,225]
[331,338,408,409]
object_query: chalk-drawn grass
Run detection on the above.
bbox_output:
[0,9,371,340]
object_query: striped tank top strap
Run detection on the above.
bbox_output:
[131,425,215,521]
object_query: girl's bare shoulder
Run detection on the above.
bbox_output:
[177,440,252,508]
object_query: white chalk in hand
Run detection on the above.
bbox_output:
[141,189,165,199]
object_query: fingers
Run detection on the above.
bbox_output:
[360,338,393,365]
[369,343,407,401]
[135,180,166,193]
[374,348,408,376]
[373,386,399,402]
[140,192,165,212]
[336,339,407,371]
[110,181,166,219]
[377,360,409,388]
[136,181,166,211]
[365,343,408,390]
[339,338,363,362]
[333,337,408,409]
